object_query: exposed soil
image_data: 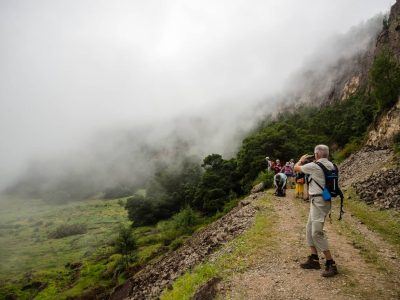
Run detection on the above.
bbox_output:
[219,189,400,300]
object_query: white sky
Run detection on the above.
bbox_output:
[0,0,395,187]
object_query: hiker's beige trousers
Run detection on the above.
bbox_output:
[306,196,331,252]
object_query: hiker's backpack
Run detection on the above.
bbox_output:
[312,162,345,220]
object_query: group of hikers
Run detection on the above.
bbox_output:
[266,156,305,199]
[266,145,343,278]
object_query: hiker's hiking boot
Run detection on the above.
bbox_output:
[300,255,321,270]
[322,260,338,277]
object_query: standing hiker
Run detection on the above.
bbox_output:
[266,156,273,171]
[273,159,282,174]
[294,171,305,198]
[294,145,338,277]
[281,162,294,188]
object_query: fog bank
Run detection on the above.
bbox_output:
[0,0,394,197]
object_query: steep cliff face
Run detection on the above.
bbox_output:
[339,1,400,212]
[365,0,400,148]
[367,98,400,148]
[376,0,400,59]
[329,0,400,107]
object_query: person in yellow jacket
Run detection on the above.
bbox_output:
[295,172,305,198]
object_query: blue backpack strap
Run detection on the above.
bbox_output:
[316,162,345,220]
[315,161,330,175]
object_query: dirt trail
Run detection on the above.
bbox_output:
[219,190,400,300]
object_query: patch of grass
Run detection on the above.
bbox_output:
[332,139,363,163]
[252,170,274,188]
[335,218,384,270]
[48,223,87,239]
[344,189,400,255]
[160,194,277,300]
[0,196,167,299]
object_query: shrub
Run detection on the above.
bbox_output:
[252,170,274,188]
[125,195,156,227]
[113,225,138,277]
[171,207,201,230]
[194,155,242,214]
[332,139,363,163]
[383,16,389,30]
[48,224,87,239]
[169,236,189,251]
[157,207,202,246]
[369,49,400,114]
[114,225,137,256]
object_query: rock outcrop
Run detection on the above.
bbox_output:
[110,193,263,300]
[251,182,265,194]
[352,168,400,210]
[339,147,395,187]
[339,146,399,210]
[366,98,400,148]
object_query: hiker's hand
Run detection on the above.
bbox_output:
[299,154,309,164]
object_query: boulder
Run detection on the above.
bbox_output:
[251,182,265,194]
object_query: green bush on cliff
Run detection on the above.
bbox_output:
[369,49,400,114]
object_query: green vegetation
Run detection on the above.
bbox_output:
[125,158,203,226]
[383,16,389,30]
[0,197,165,299]
[125,49,400,234]
[157,207,202,247]
[160,195,277,300]
[2,26,400,300]
[343,189,400,255]
[370,49,400,114]
[126,155,242,226]
[48,223,87,239]
[114,225,138,273]
[0,193,232,299]
[193,154,242,214]
[252,170,274,187]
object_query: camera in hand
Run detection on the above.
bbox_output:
[302,154,315,164]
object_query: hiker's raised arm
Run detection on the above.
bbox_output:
[294,154,308,172]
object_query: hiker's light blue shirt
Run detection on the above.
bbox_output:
[275,173,287,186]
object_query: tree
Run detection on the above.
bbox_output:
[194,154,243,214]
[125,195,156,227]
[369,49,400,114]
[114,224,138,277]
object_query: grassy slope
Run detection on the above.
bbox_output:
[0,197,127,278]
[160,193,278,300]
[0,195,240,299]
[0,196,163,299]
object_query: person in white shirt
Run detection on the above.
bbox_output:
[265,156,272,171]
[294,144,338,277]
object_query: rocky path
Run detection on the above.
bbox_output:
[219,190,400,300]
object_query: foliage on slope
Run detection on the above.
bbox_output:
[125,49,400,225]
